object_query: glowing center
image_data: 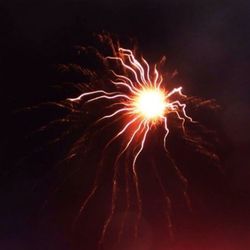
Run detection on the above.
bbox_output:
[134,88,166,120]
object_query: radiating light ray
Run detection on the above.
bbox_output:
[157,75,163,89]
[119,48,148,85]
[104,116,139,151]
[106,56,144,88]
[142,57,151,83]
[132,122,150,170]
[67,90,120,102]
[86,93,133,104]
[166,86,185,98]
[153,65,160,88]
[96,107,134,122]
[163,116,170,148]
[110,70,139,90]
[111,80,138,94]
[119,119,145,158]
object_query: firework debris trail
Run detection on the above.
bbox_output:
[27,33,221,248]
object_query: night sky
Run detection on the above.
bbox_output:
[1,0,250,249]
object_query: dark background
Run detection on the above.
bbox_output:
[1,0,250,249]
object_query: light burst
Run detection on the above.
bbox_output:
[68,47,196,245]
[27,34,220,249]
[69,47,194,161]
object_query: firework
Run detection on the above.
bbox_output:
[30,34,220,249]
[67,45,196,241]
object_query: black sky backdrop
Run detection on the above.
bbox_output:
[1,0,250,249]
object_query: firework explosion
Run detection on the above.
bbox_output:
[67,46,196,242]
[29,34,220,249]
